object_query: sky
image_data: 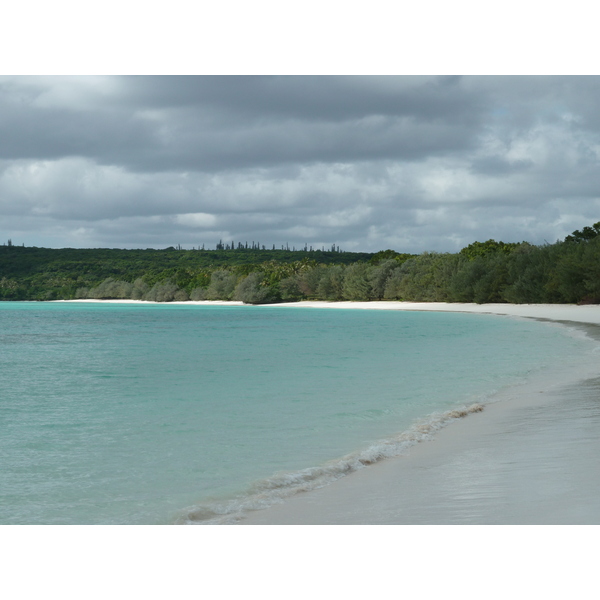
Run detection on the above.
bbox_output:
[2,74,600,253]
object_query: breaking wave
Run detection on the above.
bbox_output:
[175,402,484,525]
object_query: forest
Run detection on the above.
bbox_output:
[1,222,600,304]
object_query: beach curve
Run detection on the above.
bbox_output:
[238,301,600,524]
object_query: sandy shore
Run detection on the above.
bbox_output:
[55,298,600,324]
[238,301,600,524]
[264,300,600,325]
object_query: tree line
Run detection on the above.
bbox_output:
[0,246,372,301]
[1,223,599,304]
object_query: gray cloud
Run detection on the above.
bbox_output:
[0,76,486,173]
[1,76,600,252]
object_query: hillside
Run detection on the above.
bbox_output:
[0,245,375,300]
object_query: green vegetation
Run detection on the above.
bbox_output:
[2,222,600,304]
[0,245,373,301]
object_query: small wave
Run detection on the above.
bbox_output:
[174,402,484,525]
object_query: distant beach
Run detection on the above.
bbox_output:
[265,300,600,326]
[57,298,600,326]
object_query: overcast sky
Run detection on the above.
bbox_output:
[1,75,600,253]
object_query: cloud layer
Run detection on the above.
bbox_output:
[2,75,600,252]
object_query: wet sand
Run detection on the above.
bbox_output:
[240,302,600,524]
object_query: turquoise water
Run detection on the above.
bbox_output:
[0,302,593,524]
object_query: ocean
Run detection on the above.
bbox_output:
[0,301,595,524]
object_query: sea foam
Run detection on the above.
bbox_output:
[176,403,484,524]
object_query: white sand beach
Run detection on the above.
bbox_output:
[238,301,600,524]
[63,297,600,326]
[57,297,600,324]
[266,300,600,326]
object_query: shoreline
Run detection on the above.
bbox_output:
[51,299,245,306]
[238,302,600,524]
[240,365,600,524]
[54,298,600,326]
[267,300,600,326]
[54,298,600,524]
